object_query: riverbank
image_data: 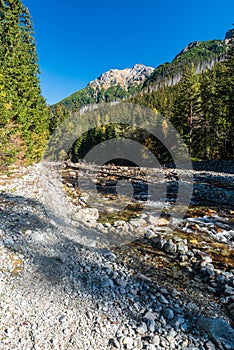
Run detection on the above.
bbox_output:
[0,162,234,349]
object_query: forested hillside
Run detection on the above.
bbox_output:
[143,39,228,89]
[0,0,50,169]
[131,52,234,160]
[52,29,234,162]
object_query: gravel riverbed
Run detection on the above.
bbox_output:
[0,163,234,350]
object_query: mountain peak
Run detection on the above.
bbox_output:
[88,64,154,90]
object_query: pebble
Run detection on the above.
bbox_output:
[144,311,157,321]
[151,335,160,346]
[163,308,175,321]
[147,319,156,332]
[136,323,148,335]
[122,336,134,349]
[158,294,169,304]
[164,240,177,253]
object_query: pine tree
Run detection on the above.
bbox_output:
[200,68,220,159]
[0,0,50,168]
[172,64,202,157]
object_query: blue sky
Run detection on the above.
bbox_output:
[23,0,234,105]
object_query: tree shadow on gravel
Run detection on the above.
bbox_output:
[0,192,50,231]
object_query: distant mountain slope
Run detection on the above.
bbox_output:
[56,64,154,111]
[53,28,233,111]
[143,39,229,89]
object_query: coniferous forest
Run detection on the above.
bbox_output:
[53,57,234,163]
[51,36,234,163]
[0,0,233,169]
[130,54,234,160]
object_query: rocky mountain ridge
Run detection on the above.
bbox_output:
[88,64,155,90]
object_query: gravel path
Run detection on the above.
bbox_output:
[0,163,234,350]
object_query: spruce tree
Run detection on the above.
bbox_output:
[172,64,202,156]
[0,0,50,168]
[200,67,223,159]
